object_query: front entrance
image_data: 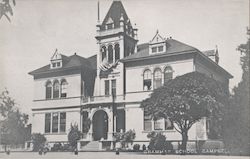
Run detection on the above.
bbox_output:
[92,110,108,141]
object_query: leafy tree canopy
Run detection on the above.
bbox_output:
[0,0,16,22]
[141,71,228,150]
[0,89,29,145]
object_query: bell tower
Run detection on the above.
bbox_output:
[94,1,138,96]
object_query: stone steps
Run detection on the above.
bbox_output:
[80,141,100,151]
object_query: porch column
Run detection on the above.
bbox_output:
[107,110,114,140]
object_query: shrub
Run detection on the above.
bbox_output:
[68,124,82,149]
[114,129,136,149]
[133,144,140,151]
[51,143,63,152]
[31,133,46,151]
[147,131,166,151]
[147,131,173,152]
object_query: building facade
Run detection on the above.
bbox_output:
[29,1,232,150]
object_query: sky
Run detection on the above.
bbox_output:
[0,0,249,117]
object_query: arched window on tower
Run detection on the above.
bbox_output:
[154,68,162,89]
[45,81,52,99]
[108,45,113,63]
[101,46,107,61]
[143,69,152,91]
[115,44,120,61]
[53,80,60,98]
[61,79,68,98]
[164,66,173,84]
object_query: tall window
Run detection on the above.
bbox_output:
[108,45,113,63]
[53,80,60,98]
[114,44,120,61]
[105,80,110,96]
[52,112,59,133]
[164,66,173,84]
[45,81,52,99]
[154,68,162,89]
[154,118,164,130]
[165,118,174,130]
[60,112,66,132]
[143,70,152,91]
[111,80,116,97]
[144,112,152,131]
[61,79,68,98]
[45,113,51,133]
[101,46,106,61]
[45,112,66,133]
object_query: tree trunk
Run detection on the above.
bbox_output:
[181,131,188,153]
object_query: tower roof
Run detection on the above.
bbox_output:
[100,1,129,30]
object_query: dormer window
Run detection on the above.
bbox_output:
[158,46,163,52]
[152,47,157,53]
[50,49,63,69]
[149,30,166,54]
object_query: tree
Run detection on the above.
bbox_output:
[31,133,46,151]
[0,0,16,22]
[0,89,29,148]
[223,28,250,155]
[141,72,228,151]
[68,124,82,150]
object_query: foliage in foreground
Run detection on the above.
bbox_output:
[147,131,173,151]
[0,89,30,146]
[114,129,136,148]
[31,133,46,151]
[68,124,82,149]
[141,71,228,151]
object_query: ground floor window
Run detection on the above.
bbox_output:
[45,112,66,133]
[144,111,173,131]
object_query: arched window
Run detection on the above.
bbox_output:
[108,45,113,63]
[143,69,152,91]
[61,79,68,98]
[114,44,120,61]
[101,46,106,61]
[164,66,173,84]
[45,81,52,99]
[153,68,162,89]
[53,80,60,98]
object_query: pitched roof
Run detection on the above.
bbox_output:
[100,1,129,30]
[29,53,96,75]
[122,38,198,61]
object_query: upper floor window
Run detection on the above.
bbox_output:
[111,79,116,97]
[115,44,120,61]
[45,81,52,99]
[101,46,107,61]
[152,47,157,53]
[53,80,60,98]
[108,45,113,63]
[154,68,162,89]
[61,79,68,98]
[105,80,110,96]
[164,66,173,84]
[158,46,164,52]
[143,69,152,91]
